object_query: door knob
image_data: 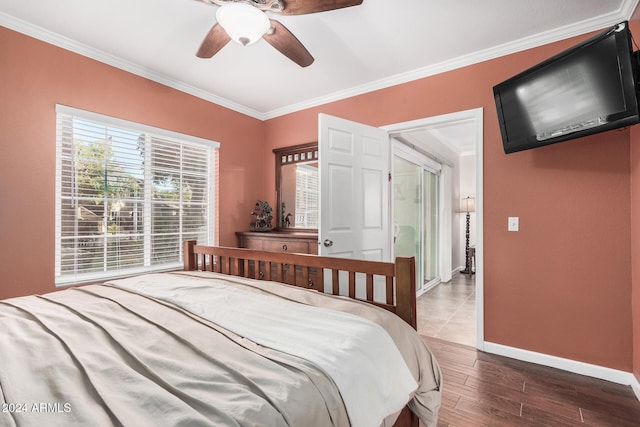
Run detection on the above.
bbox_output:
[323,239,333,247]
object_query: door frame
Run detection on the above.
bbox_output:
[382,107,484,350]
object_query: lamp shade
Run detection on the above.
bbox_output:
[216,3,271,46]
[460,196,476,213]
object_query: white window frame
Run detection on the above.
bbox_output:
[55,104,219,286]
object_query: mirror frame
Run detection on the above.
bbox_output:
[273,142,318,232]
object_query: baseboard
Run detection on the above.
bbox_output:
[631,373,640,401]
[451,266,464,276]
[483,341,640,401]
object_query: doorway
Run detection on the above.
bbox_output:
[383,108,484,349]
[318,110,483,348]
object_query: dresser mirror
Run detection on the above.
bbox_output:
[274,142,319,230]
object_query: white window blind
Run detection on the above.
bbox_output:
[55,105,218,286]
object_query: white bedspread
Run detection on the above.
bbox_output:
[110,273,418,427]
[0,271,441,427]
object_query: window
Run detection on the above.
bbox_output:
[55,105,218,285]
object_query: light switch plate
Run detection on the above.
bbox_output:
[508,217,519,232]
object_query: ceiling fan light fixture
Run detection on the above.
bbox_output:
[216,3,271,46]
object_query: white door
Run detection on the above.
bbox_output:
[318,114,391,265]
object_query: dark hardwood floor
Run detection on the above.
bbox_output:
[420,336,640,427]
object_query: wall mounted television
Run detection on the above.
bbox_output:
[493,21,640,154]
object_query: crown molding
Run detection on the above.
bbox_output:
[2,0,639,122]
[0,12,266,120]
[623,0,640,17]
[262,4,637,119]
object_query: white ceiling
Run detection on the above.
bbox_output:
[398,122,478,158]
[0,0,638,153]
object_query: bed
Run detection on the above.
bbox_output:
[0,241,441,427]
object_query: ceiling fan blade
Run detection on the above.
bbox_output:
[279,0,363,15]
[263,20,314,67]
[196,23,231,58]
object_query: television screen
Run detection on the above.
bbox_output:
[494,21,640,154]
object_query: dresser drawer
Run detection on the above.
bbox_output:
[239,236,263,250]
[236,231,318,255]
[261,240,308,253]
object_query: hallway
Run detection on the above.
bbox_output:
[416,273,476,347]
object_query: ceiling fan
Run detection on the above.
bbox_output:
[194,0,364,67]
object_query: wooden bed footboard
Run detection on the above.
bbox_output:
[183,241,420,427]
[183,240,417,329]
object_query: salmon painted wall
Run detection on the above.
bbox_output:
[263,32,634,370]
[632,121,640,383]
[0,27,264,300]
[632,14,640,388]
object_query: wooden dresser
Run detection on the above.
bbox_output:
[236,231,319,289]
[236,231,318,255]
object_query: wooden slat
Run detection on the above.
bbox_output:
[317,268,324,292]
[284,264,290,284]
[366,273,374,301]
[302,267,309,288]
[253,261,260,280]
[243,259,250,277]
[264,261,272,281]
[332,269,339,295]
[230,257,238,276]
[386,276,394,305]
[348,271,356,298]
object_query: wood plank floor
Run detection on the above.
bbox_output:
[420,336,640,426]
